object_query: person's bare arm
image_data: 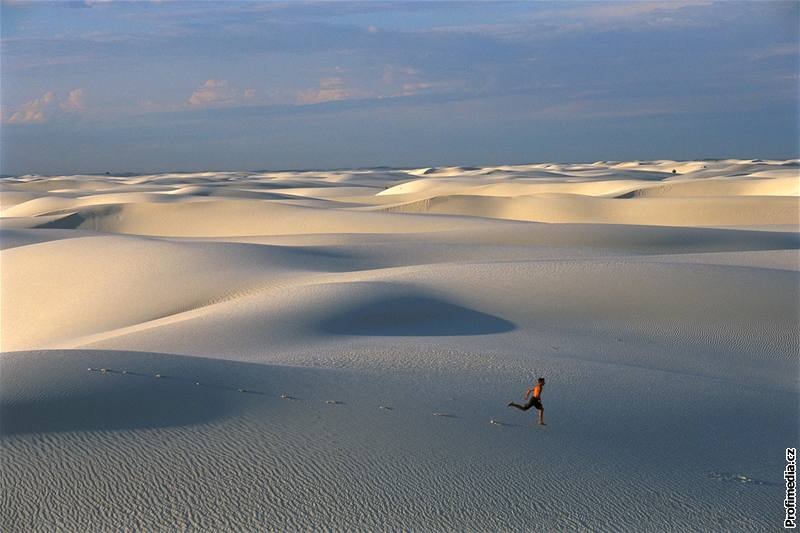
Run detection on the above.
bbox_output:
[524,388,535,400]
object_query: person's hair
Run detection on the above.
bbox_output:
[537,377,545,383]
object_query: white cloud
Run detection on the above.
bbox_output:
[748,43,799,61]
[140,81,258,112]
[554,1,713,21]
[60,88,86,112]
[382,65,462,97]
[295,66,464,106]
[428,1,715,40]
[297,77,368,105]
[188,79,233,106]
[7,91,55,124]
[5,88,87,124]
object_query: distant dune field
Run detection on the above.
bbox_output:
[1,159,798,531]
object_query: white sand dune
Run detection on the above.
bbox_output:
[379,194,799,226]
[621,176,800,198]
[1,159,798,531]
[21,198,508,236]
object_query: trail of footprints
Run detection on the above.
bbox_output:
[87,367,509,425]
[86,367,769,488]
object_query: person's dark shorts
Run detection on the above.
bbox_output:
[528,397,543,411]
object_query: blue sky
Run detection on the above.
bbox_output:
[1,0,797,174]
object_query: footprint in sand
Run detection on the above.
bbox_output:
[86,369,478,422]
[706,472,770,485]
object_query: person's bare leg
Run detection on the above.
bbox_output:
[538,408,545,425]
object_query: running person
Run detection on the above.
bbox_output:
[508,377,545,425]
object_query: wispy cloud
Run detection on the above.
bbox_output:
[295,67,464,106]
[297,77,369,105]
[426,0,715,40]
[748,43,799,61]
[5,89,86,124]
[551,1,713,22]
[60,88,86,112]
[6,91,55,124]
[188,79,234,106]
[381,64,463,97]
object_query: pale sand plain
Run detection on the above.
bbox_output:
[1,159,798,531]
